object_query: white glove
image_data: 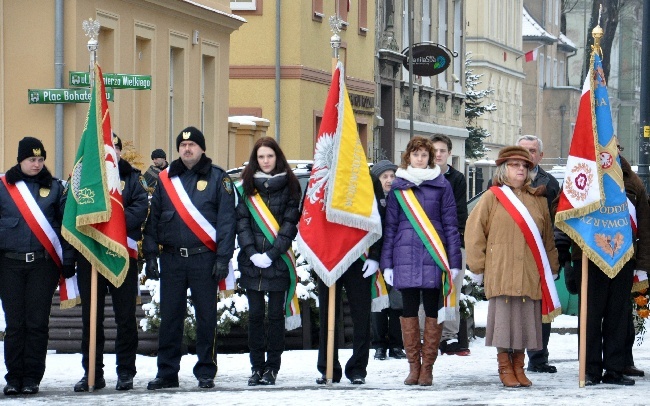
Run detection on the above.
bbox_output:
[362,259,379,278]
[383,268,393,286]
[450,268,461,281]
[635,270,648,281]
[250,253,273,268]
[469,272,483,285]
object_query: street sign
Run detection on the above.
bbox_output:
[402,42,453,77]
[28,88,114,104]
[69,71,152,90]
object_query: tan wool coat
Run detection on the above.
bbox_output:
[465,187,559,300]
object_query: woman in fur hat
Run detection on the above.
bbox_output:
[465,146,559,388]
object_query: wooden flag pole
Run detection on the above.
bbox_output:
[578,253,588,388]
[325,10,342,386]
[326,285,336,384]
[88,266,99,392]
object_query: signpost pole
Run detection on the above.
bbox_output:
[408,0,414,139]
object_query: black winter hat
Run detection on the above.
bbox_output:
[151,148,166,160]
[17,137,46,163]
[371,160,398,178]
[112,133,123,150]
[176,126,206,151]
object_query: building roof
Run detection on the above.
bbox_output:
[522,7,557,43]
[181,0,247,23]
[558,33,577,52]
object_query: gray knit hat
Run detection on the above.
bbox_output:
[371,160,398,178]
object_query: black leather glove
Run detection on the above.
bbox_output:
[212,261,229,282]
[62,264,76,279]
[564,260,579,295]
[146,258,160,281]
[557,245,571,266]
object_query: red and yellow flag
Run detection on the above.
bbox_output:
[297,62,382,287]
[62,64,130,288]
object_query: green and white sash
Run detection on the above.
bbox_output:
[236,183,301,330]
[395,188,456,322]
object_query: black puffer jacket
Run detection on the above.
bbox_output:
[237,172,300,292]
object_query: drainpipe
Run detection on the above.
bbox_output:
[274,0,281,142]
[54,0,64,178]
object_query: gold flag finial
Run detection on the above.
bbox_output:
[33,148,42,157]
[592,4,604,56]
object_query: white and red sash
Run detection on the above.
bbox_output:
[158,169,217,252]
[127,237,138,259]
[1,176,63,268]
[627,198,648,291]
[490,186,561,322]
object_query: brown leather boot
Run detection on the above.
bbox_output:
[400,317,421,385]
[418,317,442,386]
[497,352,521,387]
[511,352,532,387]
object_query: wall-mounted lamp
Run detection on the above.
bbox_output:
[192,30,199,45]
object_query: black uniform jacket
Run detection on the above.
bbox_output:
[143,155,236,266]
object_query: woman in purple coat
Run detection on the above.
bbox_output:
[381,136,462,387]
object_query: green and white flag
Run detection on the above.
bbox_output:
[62,64,129,287]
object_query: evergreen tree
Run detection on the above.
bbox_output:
[464,52,496,159]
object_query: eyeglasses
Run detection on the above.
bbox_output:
[506,162,529,169]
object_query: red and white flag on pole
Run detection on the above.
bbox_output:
[297,62,382,287]
[524,48,538,62]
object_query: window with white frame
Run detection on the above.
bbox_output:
[422,0,432,87]
[437,0,447,89]
[231,0,256,11]
[453,0,462,93]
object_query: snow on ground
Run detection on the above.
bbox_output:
[1,301,649,405]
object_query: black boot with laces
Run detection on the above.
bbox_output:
[248,370,263,386]
[259,369,277,385]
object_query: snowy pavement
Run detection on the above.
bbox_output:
[1,303,649,405]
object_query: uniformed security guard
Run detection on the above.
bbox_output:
[0,137,75,395]
[143,126,236,390]
[73,134,149,392]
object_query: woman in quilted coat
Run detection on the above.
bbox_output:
[236,137,302,387]
[380,136,462,386]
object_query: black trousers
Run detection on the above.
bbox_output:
[156,251,218,380]
[247,289,286,372]
[77,255,139,377]
[0,256,59,385]
[624,306,635,367]
[371,307,403,349]
[577,261,634,376]
[317,259,371,381]
[527,322,551,366]
[401,288,439,318]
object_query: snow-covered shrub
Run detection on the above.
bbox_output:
[459,274,485,320]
